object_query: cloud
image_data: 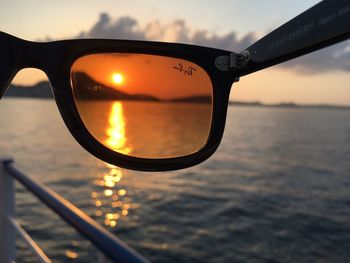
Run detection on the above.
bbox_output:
[281,40,350,74]
[78,13,255,52]
[78,14,145,40]
[77,13,350,74]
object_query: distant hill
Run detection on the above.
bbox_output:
[72,72,160,101]
[4,73,161,101]
[229,101,262,107]
[4,77,350,110]
[169,95,211,103]
[228,100,350,110]
[5,73,214,103]
[5,81,53,98]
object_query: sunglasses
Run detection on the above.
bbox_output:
[1,0,349,171]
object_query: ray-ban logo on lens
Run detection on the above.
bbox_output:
[173,63,196,76]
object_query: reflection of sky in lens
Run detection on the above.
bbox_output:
[3,0,350,106]
[71,53,212,100]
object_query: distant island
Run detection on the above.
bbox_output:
[6,81,54,99]
[228,101,350,110]
[6,72,212,104]
[71,72,212,103]
[4,77,350,110]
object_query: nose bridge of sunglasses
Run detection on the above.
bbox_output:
[1,32,49,70]
[0,32,17,96]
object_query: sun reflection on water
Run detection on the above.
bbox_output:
[90,101,134,228]
[91,164,133,228]
[105,101,131,154]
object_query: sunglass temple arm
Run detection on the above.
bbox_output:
[223,0,350,77]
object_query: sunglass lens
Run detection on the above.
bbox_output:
[71,53,213,158]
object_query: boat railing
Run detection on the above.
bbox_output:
[0,158,149,263]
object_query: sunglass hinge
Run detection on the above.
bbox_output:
[230,50,250,69]
[215,50,250,72]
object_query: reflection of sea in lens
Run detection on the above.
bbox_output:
[71,53,213,159]
[120,101,212,158]
[75,100,211,158]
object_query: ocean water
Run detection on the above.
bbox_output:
[0,98,350,262]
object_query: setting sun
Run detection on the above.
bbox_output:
[112,73,124,85]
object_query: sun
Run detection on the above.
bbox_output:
[112,73,124,85]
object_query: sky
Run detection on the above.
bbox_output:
[1,0,349,105]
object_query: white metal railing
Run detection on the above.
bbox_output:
[8,216,51,263]
[0,158,148,263]
[0,158,16,262]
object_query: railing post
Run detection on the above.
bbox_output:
[0,159,15,263]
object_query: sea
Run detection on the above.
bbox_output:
[0,98,349,263]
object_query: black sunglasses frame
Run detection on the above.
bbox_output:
[0,32,237,171]
[0,0,349,171]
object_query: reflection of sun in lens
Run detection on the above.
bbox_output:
[112,73,124,85]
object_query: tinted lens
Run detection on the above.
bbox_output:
[71,53,213,159]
